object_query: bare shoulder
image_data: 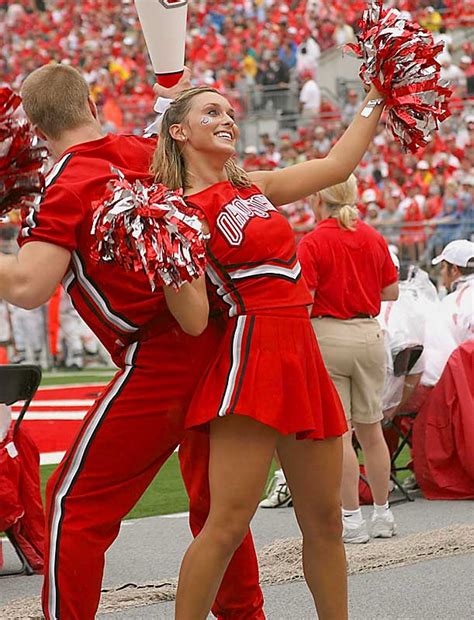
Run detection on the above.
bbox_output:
[248,171,272,194]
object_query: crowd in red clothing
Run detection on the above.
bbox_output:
[249,109,474,262]
[2,0,473,262]
[3,1,472,129]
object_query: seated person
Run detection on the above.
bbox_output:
[405,240,474,491]
[377,263,436,421]
[377,261,436,489]
[422,239,474,388]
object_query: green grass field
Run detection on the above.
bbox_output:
[40,455,278,520]
[40,370,115,387]
[39,448,411,521]
[40,454,192,519]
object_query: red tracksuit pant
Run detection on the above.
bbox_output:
[42,324,264,619]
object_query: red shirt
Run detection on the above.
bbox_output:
[19,134,167,356]
[186,181,312,317]
[297,219,398,319]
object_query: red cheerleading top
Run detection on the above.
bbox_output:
[18,134,171,355]
[186,181,312,317]
[297,218,398,319]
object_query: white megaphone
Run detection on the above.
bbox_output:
[135,0,188,87]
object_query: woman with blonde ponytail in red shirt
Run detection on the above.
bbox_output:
[298,174,400,545]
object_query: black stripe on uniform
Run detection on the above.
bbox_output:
[207,248,246,315]
[23,152,75,238]
[226,253,297,270]
[47,153,76,189]
[74,252,140,329]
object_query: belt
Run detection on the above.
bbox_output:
[316,314,374,320]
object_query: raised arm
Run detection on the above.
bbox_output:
[145,68,192,135]
[0,241,71,309]
[249,85,385,206]
[163,276,209,336]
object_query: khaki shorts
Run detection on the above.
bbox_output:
[311,317,385,424]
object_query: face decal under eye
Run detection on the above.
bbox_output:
[200,115,212,125]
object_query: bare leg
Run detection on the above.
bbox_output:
[278,435,348,620]
[175,416,278,620]
[341,428,361,510]
[354,421,390,505]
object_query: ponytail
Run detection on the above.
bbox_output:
[318,174,359,231]
[335,204,359,231]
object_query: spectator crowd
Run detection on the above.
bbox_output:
[2,1,472,127]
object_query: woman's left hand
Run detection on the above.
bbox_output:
[367,83,385,101]
[153,66,192,99]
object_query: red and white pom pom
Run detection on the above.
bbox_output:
[345,0,452,153]
[0,86,48,217]
[91,169,207,291]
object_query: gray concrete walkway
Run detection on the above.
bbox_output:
[1,496,473,618]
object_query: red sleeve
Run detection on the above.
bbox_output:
[18,183,84,253]
[380,239,399,289]
[297,236,319,292]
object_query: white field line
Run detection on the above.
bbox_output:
[40,447,180,465]
[40,452,66,465]
[13,399,95,408]
[12,411,87,421]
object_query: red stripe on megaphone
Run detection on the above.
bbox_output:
[156,70,185,87]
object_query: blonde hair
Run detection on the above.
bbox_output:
[21,64,93,140]
[151,87,252,191]
[319,174,359,231]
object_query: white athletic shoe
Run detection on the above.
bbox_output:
[402,473,419,491]
[342,519,370,544]
[259,472,292,508]
[370,509,397,538]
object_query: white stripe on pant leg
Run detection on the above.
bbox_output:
[47,342,138,619]
[217,316,246,417]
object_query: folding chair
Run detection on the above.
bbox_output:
[0,364,42,577]
[355,345,423,505]
[392,345,423,379]
[386,411,417,503]
[384,345,424,504]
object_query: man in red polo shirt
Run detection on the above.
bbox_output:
[298,174,399,544]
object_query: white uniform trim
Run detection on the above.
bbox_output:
[217,315,246,417]
[62,270,75,292]
[21,153,75,238]
[71,252,138,333]
[47,342,138,619]
[228,262,301,280]
[206,263,239,317]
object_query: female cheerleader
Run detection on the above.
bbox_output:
[153,84,386,619]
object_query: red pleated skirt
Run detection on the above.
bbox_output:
[185,308,347,440]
